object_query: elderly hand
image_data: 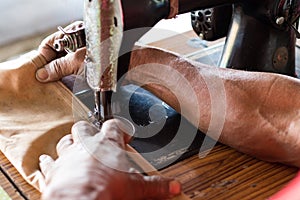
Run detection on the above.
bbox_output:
[36,21,86,83]
[39,119,181,200]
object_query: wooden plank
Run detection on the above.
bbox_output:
[147,31,199,55]
[148,30,225,56]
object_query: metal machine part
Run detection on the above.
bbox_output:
[83,0,123,124]
[218,0,300,76]
[54,0,123,125]
[191,5,232,41]
[189,0,300,76]
[272,0,300,33]
[53,25,86,53]
[188,0,300,76]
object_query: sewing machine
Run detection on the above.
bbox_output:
[54,0,300,126]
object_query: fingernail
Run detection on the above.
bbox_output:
[36,68,49,81]
[169,181,181,195]
[39,154,48,162]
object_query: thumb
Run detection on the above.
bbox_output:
[36,48,85,82]
[131,174,181,199]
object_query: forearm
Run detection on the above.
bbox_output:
[126,46,213,130]
[126,45,300,167]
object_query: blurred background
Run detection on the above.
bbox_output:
[0,0,192,62]
[0,0,83,61]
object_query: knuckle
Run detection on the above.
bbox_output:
[56,135,72,151]
[72,50,86,73]
[73,48,86,62]
[73,121,90,130]
[49,60,64,79]
[102,120,124,137]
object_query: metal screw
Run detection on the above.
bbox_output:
[276,17,285,25]
[88,111,93,118]
[53,39,67,52]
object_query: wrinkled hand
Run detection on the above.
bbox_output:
[36,21,86,83]
[39,119,181,200]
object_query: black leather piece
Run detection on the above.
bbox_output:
[118,85,216,170]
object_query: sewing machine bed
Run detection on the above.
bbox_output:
[1,31,299,200]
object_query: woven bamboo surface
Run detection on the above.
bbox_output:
[0,151,41,200]
[0,164,24,200]
[160,144,297,200]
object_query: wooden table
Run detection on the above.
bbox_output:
[0,31,298,200]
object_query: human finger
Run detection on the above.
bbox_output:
[38,32,65,63]
[100,118,134,146]
[71,121,99,144]
[38,21,84,62]
[130,174,181,199]
[39,154,55,178]
[36,47,85,82]
[63,21,84,32]
[56,134,73,156]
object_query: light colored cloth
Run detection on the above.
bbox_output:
[0,52,85,191]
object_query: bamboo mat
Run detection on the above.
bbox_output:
[0,164,25,200]
[0,151,41,200]
[160,144,297,200]
[1,142,298,200]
